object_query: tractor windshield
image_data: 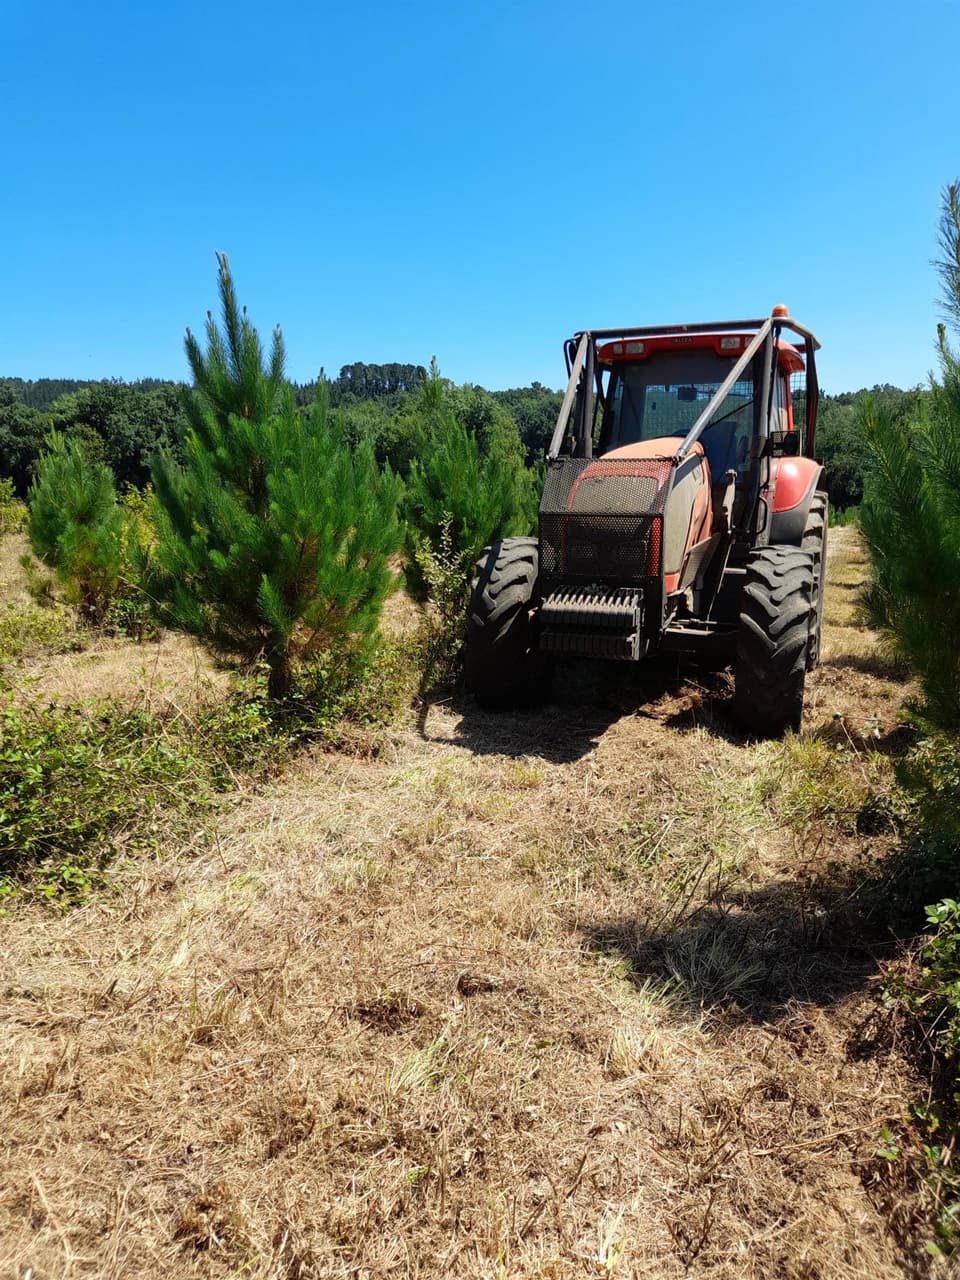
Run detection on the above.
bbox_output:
[599,350,755,481]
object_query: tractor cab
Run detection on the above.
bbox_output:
[594,333,809,529]
[597,335,805,470]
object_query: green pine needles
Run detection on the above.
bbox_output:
[859,182,960,729]
[26,431,124,623]
[404,358,536,592]
[145,254,403,698]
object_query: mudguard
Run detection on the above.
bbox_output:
[767,457,824,545]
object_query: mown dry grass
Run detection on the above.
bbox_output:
[0,528,941,1277]
[0,530,33,609]
[0,531,230,713]
[15,633,229,714]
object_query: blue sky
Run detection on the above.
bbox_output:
[2,0,957,394]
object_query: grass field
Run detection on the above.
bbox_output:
[0,527,941,1278]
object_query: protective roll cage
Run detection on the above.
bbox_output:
[546,316,821,537]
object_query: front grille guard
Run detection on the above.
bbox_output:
[538,456,670,595]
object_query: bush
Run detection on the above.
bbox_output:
[885,897,960,1258]
[873,733,960,913]
[0,670,295,901]
[898,898,960,1059]
[26,431,124,624]
[828,503,860,528]
[413,517,468,689]
[0,692,208,899]
[0,477,26,534]
[103,485,157,639]
[146,255,403,699]
[404,359,537,596]
[0,602,79,662]
[858,185,960,731]
[295,634,421,742]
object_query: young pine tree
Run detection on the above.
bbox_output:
[26,431,124,623]
[859,182,960,728]
[145,254,403,698]
[404,359,537,594]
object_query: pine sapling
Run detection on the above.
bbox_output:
[146,254,403,698]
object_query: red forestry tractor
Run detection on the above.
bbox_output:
[464,307,826,735]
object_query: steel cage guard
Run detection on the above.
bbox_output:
[546,315,821,464]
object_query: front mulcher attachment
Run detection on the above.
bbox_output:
[539,587,643,659]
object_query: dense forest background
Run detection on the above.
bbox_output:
[0,364,918,510]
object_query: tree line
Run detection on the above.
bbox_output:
[1,364,915,512]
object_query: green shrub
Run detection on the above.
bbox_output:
[294,633,421,741]
[885,898,960,1257]
[103,484,158,639]
[828,503,860,528]
[0,628,414,903]
[0,671,295,901]
[191,663,285,783]
[0,602,79,662]
[403,359,537,596]
[0,477,26,533]
[414,517,468,690]
[874,733,960,913]
[26,431,124,623]
[0,692,208,899]
[145,254,403,699]
[858,184,960,731]
[899,898,960,1058]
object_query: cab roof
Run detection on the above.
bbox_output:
[596,332,804,374]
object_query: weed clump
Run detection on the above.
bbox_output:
[0,692,209,899]
[0,478,25,534]
[758,734,895,837]
[0,600,79,661]
[883,898,960,1258]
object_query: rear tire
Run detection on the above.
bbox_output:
[464,537,550,709]
[734,546,814,736]
[802,490,828,670]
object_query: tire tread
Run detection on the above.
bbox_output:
[734,545,814,735]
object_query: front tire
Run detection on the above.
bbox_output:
[802,490,828,670]
[464,537,550,709]
[734,546,814,736]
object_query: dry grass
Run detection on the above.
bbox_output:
[16,632,229,713]
[0,530,33,608]
[811,526,915,726]
[0,529,943,1277]
[0,530,229,712]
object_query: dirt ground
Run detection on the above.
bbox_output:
[0,528,939,1278]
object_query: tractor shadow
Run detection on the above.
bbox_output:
[419,655,747,764]
[579,872,889,1026]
